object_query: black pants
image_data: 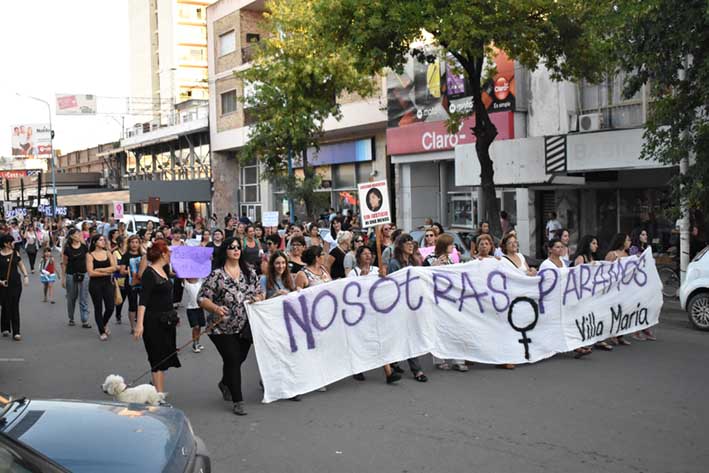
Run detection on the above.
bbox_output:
[0,284,22,336]
[26,249,37,270]
[208,333,252,403]
[89,278,114,335]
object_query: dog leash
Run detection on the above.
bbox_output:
[124,318,221,389]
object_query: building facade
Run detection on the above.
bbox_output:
[128,0,216,126]
[453,66,676,257]
[207,0,389,225]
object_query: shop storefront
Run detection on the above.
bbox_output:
[386,45,518,231]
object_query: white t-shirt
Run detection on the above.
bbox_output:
[182,279,203,309]
[546,219,562,241]
[501,253,529,273]
[539,258,567,271]
[347,266,379,277]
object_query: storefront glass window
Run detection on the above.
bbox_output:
[448,193,474,228]
[355,161,372,183]
[619,188,674,252]
[333,163,356,189]
[595,189,618,246]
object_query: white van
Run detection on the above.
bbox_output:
[75,214,160,236]
[121,214,160,235]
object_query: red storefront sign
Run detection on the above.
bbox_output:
[386,111,514,155]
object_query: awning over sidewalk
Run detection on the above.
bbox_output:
[57,190,129,207]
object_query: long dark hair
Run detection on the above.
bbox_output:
[88,234,106,252]
[215,237,253,278]
[266,250,295,291]
[630,228,648,251]
[608,233,629,253]
[330,216,343,240]
[393,233,417,265]
[571,235,598,265]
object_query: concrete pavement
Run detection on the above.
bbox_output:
[1,257,708,473]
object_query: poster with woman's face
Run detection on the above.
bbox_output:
[365,188,383,213]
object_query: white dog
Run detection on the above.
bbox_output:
[102,374,166,406]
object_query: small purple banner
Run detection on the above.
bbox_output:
[171,246,214,278]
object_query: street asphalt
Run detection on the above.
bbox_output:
[1,254,708,473]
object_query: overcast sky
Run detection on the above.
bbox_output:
[0,1,130,157]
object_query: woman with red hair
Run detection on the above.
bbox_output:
[134,239,180,396]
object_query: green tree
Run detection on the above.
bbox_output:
[311,0,616,235]
[615,0,708,216]
[237,0,375,220]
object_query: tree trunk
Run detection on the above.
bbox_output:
[465,54,502,237]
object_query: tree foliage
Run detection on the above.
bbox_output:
[614,0,709,215]
[311,0,617,234]
[237,0,375,218]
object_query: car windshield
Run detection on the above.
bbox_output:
[693,245,709,263]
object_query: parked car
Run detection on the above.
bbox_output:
[0,395,210,473]
[75,214,160,236]
[680,245,709,331]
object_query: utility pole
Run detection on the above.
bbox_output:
[678,58,692,283]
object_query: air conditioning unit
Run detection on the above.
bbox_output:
[579,113,602,132]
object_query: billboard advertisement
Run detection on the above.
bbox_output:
[386,46,515,155]
[10,124,52,157]
[56,94,97,115]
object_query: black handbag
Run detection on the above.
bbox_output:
[157,309,179,327]
[239,320,253,342]
[72,273,85,282]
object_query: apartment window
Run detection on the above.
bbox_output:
[219,30,236,56]
[580,71,644,129]
[241,161,260,203]
[221,90,237,115]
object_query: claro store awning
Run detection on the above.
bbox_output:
[57,190,130,207]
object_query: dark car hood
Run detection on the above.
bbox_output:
[1,399,194,473]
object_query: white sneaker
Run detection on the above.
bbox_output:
[1,330,9,337]
[196,343,205,351]
[192,343,202,353]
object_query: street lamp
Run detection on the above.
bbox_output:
[15,93,58,216]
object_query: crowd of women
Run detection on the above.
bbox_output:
[0,213,659,416]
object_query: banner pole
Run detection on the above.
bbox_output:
[375,224,385,276]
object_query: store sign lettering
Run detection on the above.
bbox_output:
[422,131,463,151]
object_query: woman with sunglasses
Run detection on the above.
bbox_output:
[198,238,264,416]
[86,234,118,341]
[344,235,365,276]
[422,229,437,248]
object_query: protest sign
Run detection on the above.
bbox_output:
[247,248,663,402]
[170,246,213,278]
[263,211,279,228]
[113,201,124,219]
[358,180,391,228]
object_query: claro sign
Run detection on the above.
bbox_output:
[386,112,514,155]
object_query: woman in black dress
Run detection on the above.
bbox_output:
[134,239,180,394]
[0,234,30,340]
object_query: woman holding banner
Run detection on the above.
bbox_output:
[605,233,633,346]
[387,233,428,383]
[198,237,264,416]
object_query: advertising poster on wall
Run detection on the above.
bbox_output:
[10,124,52,157]
[386,46,515,155]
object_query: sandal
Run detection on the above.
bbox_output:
[451,363,469,372]
[435,362,451,371]
[594,341,613,351]
[574,348,592,359]
[386,372,401,384]
[643,329,657,341]
[617,336,631,346]
[414,372,428,382]
[99,334,108,341]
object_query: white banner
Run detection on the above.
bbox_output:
[247,249,663,402]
